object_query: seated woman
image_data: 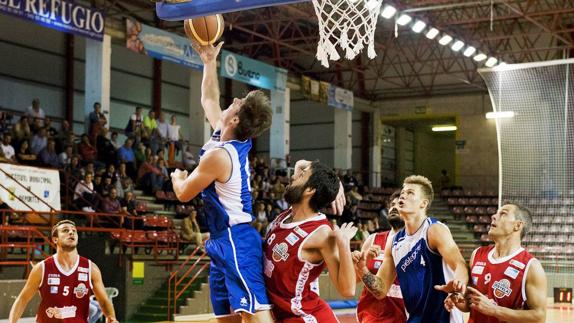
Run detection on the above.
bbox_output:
[16,139,37,164]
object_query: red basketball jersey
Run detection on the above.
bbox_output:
[37,255,92,323]
[264,210,337,323]
[357,231,407,323]
[469,246,535,323]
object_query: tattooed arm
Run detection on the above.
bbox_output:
[354,232,397,299]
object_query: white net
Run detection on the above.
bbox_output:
[311,0,383,68]
[479,59,574,296]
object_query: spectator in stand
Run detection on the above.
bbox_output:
[266,203,279,222]
[253,202,269,235]
[1,133,16,163]
[137,155,166,194]
[30,117,43,134]
[271,177,286,197]
[101,187,121,213]
[100,176,114,197]
[343,169,358,189]
[181,208,209,248]
[93,174,104,195]
[16,140,37,164]
[67,155,82,179]
[134,142,146,168]
[121,191,141,229]
[167,115,182,154]
[142,110,157,141]
[440,169,451,191]
[156,112,169,143]
[60,132,76,154]
[125,106,143,139]
[341,203,359,226]
[80,162,96,180]
[78,134,98,164]
[110,132,121,150]
[96,128,116,162]
[105,164,119,184]
[88,102,106,144]
[274,193,288,211]
[157,158,170,189]
[117,138,136,179]
[59,144,73,168]
[39,138,59,168]
[13,116,32,144]
[347,186,363,205]
[30,127,48,155]
[44,117,58,138]
[117,162,134,195]
[182,144,197,170]
[74,173,97,213]
[26,98,45,123]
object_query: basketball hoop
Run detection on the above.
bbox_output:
[311,0,383,67]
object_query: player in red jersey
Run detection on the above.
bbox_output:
[443,203,547,322]
[264,160,357,323]
[353,190,407,323]
[9,220,118,323]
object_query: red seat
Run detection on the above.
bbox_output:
[155,190,167,200]
[136,202,148,213]
[480,234,490,242]
[447,197,458,206]
[469,198,480,206]
[465,215,478,224]
[452,206,464,215]
[457,198,469,206]
[463,206,475,215]
[478,215,491,224]
[475,206,487,215]
[473,224,486,233]
[486,206,497,214]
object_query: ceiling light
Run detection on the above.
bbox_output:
[439,34,453,46]
[474,53,487,62]
[381,5,397,19]
[451,40,464,52]
[396,14,412,26]
[485,57,499,67]
[425,28,439,39]
[432,125,457,132]
[486,111,515,119]
[463,46,477,57]
[411,20,427,33]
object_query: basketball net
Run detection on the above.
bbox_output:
[311,0,383,68]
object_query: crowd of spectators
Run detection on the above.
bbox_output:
[0,100,389,250]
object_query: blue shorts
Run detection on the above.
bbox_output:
[205,223,271,316]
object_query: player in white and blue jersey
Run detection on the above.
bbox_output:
[171,42,274,322]
[354,175,467,323]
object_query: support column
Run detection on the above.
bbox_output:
[269,88,290,162]
[334,109,352,170]
[152,59,162,115]
[84,35,111,132]
[188,70,211,150]
[64,34,74,125]
[370,110,382,187]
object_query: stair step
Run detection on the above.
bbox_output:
[137,196,156,202]
[133,189,144,196]
[132,312,169,321]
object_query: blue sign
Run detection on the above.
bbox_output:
[0,0,104,41]
[220,50,287,91]
[328,85,354,111]
[126,19,202,69]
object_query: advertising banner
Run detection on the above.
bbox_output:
[0,163,61,211]
[0,0,104,40]
[328,85,354,111]
[126,19,202,69]
[220,50,287,91]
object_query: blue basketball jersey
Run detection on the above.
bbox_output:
[392,217,463,323]
[200,129,254,234]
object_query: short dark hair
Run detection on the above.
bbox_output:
[235,90,272,141]
[506,202,532,239]
[388,190,400,206]
[305,161,340,212]
[51,220,76,237]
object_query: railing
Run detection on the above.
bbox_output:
[0,225,55,277]
[167,245,209,320]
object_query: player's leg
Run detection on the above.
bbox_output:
[222,224,273,322]
[205,238,237,322]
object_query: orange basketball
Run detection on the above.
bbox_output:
[184,14,224,46]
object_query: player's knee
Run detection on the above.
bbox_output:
[239,310,273,323]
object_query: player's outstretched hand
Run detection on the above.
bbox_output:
[170,169,188,181]
[365,244,382,261]
[352,250,367,275]
[333,222,357,242]
[467,286,498,316]
[330,181,346,215]
[434,278,466,296]
[191,41,224,64]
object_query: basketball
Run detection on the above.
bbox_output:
[184,14,224,46]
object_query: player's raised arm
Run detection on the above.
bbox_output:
[429,223,468,295]
[192,41,224,130]
[171,148,231,202]
[90,262,118,323]
[9,262,43,323]
[355,231,397,299]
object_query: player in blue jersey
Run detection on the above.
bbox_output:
[354,175,468,323]
[171,42,345,323]
[171,42,274,322]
